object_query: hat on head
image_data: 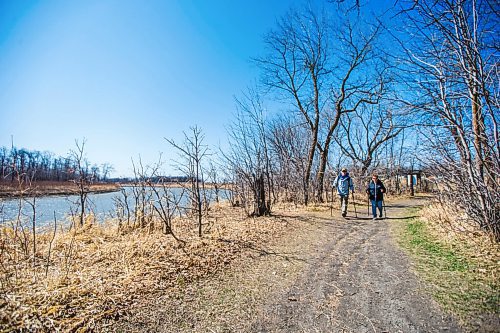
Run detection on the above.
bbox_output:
[341,168,347,172]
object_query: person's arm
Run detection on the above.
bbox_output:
[380,182,386,193]
[350,177,354,193]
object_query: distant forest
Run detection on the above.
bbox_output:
[0,145,197,184]
[0,146,113,183]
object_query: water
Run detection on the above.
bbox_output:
[0,186,229,228]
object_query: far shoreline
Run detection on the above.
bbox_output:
[0,181,121,199]
[0,181,230,199]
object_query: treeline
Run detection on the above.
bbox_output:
[0,146,114,183]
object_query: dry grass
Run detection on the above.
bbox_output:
[421,201,499,276]
[0,202,293,332]
[0,181,120,198]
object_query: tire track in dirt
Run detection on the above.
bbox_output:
[248,198,461,333]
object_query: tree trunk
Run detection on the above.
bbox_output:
[315,150,328,202]
[304,133,318,206]
[254,173,268,216]
[471,83,485,181]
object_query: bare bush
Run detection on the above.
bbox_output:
[166,126,210,237]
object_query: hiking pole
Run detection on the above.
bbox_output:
[330,187,333,217]
[383,197,387,219]
[351,191,357,218]
[367,180,371,217]
[367,194,370,216]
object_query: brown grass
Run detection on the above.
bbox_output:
[421,200,499,264]
[0,181,120,198]
[0,202,294,332]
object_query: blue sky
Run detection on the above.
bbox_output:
[0,0,308,177]
[0,0,397,177]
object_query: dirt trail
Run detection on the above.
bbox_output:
[106,197,461,332]
[247,197,460,333]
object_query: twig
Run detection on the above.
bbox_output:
[45,211,57,278]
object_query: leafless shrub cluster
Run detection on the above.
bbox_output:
[166,126,212,237]
[395,0,499,240]
[224,88,274,216]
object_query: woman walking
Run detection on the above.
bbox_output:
[366,173,386,220]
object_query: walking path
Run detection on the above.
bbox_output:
[106,197,461,332]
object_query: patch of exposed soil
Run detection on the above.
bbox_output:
[102,197,463,332]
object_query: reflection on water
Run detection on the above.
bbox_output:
[0,187,229,228]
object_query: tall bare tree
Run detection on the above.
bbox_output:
[256,5,389,203]
[268,114,310,204]
[255,8,327,205]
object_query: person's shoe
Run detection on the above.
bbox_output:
[379,214,384,218]
[342,212,347,218]
[372,217,377,220]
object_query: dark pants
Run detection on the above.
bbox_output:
[340,195,349,215]
[371,200,383,218]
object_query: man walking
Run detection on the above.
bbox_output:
[366,173,386,220]
[333,168,354,218]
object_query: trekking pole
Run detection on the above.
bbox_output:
[351,191,357,218]
[367,180,371,217]
[383,197,387,219]
[330,187,333,217]
[367,194,370,216]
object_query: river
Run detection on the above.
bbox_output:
[0,187,229,228]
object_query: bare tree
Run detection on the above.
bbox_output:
[397,0,499,239]
[148,176,185,243]
[113,187,131,227]
[207,160,221,204]
[166,126,209,237]
[224,89,273,216]
[69,139,92,227]
[100,163,114,181]
[255,7,329,205]
[256,5,389,203]
[130,156,156,228]
[334,104,406,176]
[268,114,310,205]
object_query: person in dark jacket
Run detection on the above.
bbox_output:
[333,168,354,217]
[366,173,386,220]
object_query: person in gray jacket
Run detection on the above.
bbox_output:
[333,168,355,217]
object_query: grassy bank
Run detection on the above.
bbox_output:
[393,204,499,331]
[0,181,120,198]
